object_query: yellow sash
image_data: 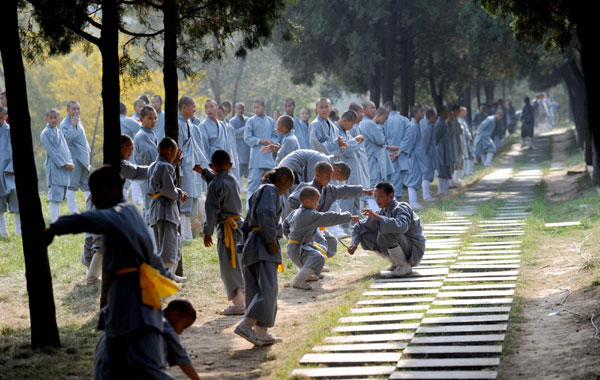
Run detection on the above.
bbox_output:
[288,239,327,261]
[152,193,161,199]
[218,216,241,268]
[319,226,327,231]
[252,227,284,273]
[117,263,179,309]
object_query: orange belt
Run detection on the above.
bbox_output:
[116,263,179,309]
[252,227,284,273]
[218,216,241,268]
[152,193,161,199]
[319,227,327,231]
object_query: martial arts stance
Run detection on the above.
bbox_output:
[348,181,426,277]
[475,109,502,166]
[202,150,246,315]
[284,186,358,290]
[235,167,294,346]
[44,165,178,379]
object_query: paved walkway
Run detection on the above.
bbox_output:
[291,137,549,379]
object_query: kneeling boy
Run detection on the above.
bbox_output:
[284,186,358,290]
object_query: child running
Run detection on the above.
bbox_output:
[283,186,359,290]
[234,166,294,346]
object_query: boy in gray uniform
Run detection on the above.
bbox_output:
[348,181,426,277]
[134,105,159,224]
[283,186,358,290]
[288,161,372,258]
[148,138,189,282]
[0,106,19,237]
[44,165,175,379]
[40,108,74,223]
[274,115,300,164]
[201,150,245,315]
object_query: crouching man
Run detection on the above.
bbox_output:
[347,181,426,277]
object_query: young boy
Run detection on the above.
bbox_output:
[95,299,200,379]
[149,137,189,282]
[44,165,177,378]
[60,100,91,214]
[230,103,249,183]
[348,181,426,277]
[335,110,364,218]
[40,109,74,223]
[151,95,166,141]
[420,109,439,201]
[119,102,141,140]
[201,150,245,315]
[0,106,20,237]
[284,98,309,149]
[134,105,159,225]
[283,186,358,290]
[272,115,300,163]
[243,98,277,199]
[309,97,347,156]
[235,166,294,346]
[288,161,372,258]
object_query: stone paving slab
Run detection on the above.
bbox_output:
[410,334,505,344]
[396,358,501,368]
[364,290,439,297]
[437,290,515,298]
[416,324,507,333]
[333,323,420,333]
[441,284,515,290]
[403,345,503,354]
[421,315,509,324]
[443,276,518,282]
[451,264,520,270]
[351,305,430,314]
[390,370,498,379]
[300,352,402,364]
[324,333,415,343]
[356,297,436,305]
[339,313,424,323]
[375,276,447,283]
[370,282,443,289]
[312,342,408,352]
[291,366,396,378]
[432,298,513,306]
[447,271,519,277]
[426,307,511,314]
[469,241,521,246]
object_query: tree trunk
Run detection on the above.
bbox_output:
[577,25,600,183]
[100,0,120,168]
[97,0,122,309]
[483,80,495,104]
[398,32,410,116]
[369,66,381,108]
[0,0,60,349]
[559,62,587,153]
[428,75,444,112]
[231,58,245,105]
[381,14,396,105]
[476,79,481,107]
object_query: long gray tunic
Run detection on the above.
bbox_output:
[0,122,14,197]
[351,199,425,267]
[293,115,310,150]
[279,149,331,184]
[474,115,498,157]
[120,114,141,141]
[60,114,91,190]
[434,117,454,179]
[178,114,208,198]
[148,156,184,226]
[283,206,351,273]
[309,115,344,156]
[419,118,438,182]
[135,127,158,223]
[202,170,244,300]
[276,130,300,164]
[230,114,249,167]
[361,116,393,186]
[40,124,73,188]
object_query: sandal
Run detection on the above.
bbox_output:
[219,305,245,315]
[234,325,263,346]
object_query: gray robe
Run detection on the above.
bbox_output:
[120,114,141,141]
[134,127,158,223]
[40,124,73,196]
[60,115,91,191]
[276,130,300,164]
[278,149,331,184]
[202,170,244,300]
[434,117,454,179]
[309,115,344,156]
[351,199,425,267]
[230,114,249,176]
[283,206,351,273]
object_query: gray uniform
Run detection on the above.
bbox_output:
[60,115,91,191]
[120,114,141,140]
[276,130,300,164]
[0,122,17,213]
[134,127,158,224]
[289,179,362,257]
[238,181,283,328]
[148,156,184,265]
[178,114,208,216]
[351,200,425,267]
[202,170,244,300]
[283,207,351,274]
[279,149,331,184]
[309,115,344,156]
[120,159,148,180]
[40,124,73,202]
[230,114,249,178]
[50,201,169,380]
[335,123,362,215]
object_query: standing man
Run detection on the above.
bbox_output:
[243,98,277,199]
[520,97,535,149]
[60,100,91,214]
[151,95,165,141]
[401,106,424,209]
[284,98,309,150]
[231,103,249,188]
[178,96,209,241]
[309,97,346,156]
[383,101,409,200]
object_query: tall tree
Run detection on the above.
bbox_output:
[0,0,60,349]
[481,0,600,183]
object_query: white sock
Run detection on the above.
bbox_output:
[14,213,21,236]
[49,202,61,223]
[422,180,435,200]
[485,153,494,166]
[388,245,410,268]
[295,267,315,282]
[86,252,103,284]
[408,187,421,207]
[181,216,192,241]
[452,170,458,182]
[0,213,7,237]
[66,190,78,213]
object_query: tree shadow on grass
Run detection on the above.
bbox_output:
[62,282,101,315]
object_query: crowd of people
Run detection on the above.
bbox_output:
[0,89,547,378]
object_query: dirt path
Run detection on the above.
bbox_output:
[498,129,600,380]
[176,249,379,380]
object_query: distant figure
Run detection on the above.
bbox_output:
[507,100,517,135]
[472,104,487,128]
[284,98,309,150]
[0,106,20,237]
[475,109,502,166]
[272,109,282,121]
[520,97,535,149]
[230,102,249,184]
[151,95,166,141]
[434,107,453,195]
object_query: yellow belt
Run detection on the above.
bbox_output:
[319,227,327,231]
[116,263,179,309]
[218,216,241,269]
[288,239,327,260]
[152,192,161,199]
[252,227,284,273]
